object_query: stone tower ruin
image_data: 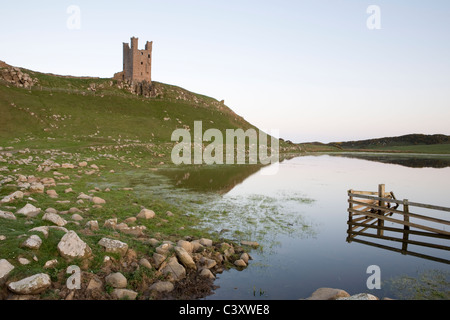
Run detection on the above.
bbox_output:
[114,37,152,84]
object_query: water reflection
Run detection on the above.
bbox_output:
[346,215,450,264]
[330,153,450,168]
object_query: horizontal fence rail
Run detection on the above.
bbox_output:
[347,184,450,264]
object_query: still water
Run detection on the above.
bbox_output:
[158,153,450,300]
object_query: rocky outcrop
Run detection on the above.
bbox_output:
[0,67,38,89]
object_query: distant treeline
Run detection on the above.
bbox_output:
[328,134,450,149]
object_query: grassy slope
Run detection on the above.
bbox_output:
[0,69,261,150]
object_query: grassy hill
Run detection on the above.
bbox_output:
[1,64,285,154]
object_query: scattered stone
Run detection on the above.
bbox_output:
[161,256,186,281]
[57,230,92,261]
[18,258,31,265]
[45,208,58,214]
[199,257,217,269]
[7,273,51,295]
[123,217,136,224]
[177,240,193,253]
[153,253,166,269]
[174,246,196,270]
[112,288,138,300]
[29,182,45,193]
[77,192,92,200]
[337,293,379,300]
[156,243,172,255]
[22,235,42,250]
[43,259,58,269]
[91,196,106,205]
[1,191,24,203]
[98,238,128,257]
[65,188,74,193]
[46,190,58,198]
[240,240,259,248]
[139,258,152,270]
[0,259,14,284]
[199,238,213,247]
[86,276,103,291]
[71,213,83,221]
[148,281,174,293]
[136,208,155,219]
[240,253,250,264]
[103,218,117,229]
[42,212,67,227]
[78,161,88,167]
[29,226,49,238]
[234,259,247,268]
[0,210,16,220]
[85,220,99,231]
[16,203,41,217]
[199,268,215,280]
[306,288,351,300]
[105,272,127,288]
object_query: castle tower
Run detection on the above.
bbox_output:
[121,37,152,83]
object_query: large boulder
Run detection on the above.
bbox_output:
[7,273,51,295]
[57,230,92,261]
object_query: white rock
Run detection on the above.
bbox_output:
[22,235,42,250]
[16,203,41,217]
[0,259,14,284]
[85,220,99,231]
[43,259,58,269]
[42,212,67,227]
[136,208,155,219]
[29,226,49,238]
[98,238,128,257]
[7,273,51,295]
[337,293,379,300]
[0,210,16,220]
[0,191,24,203]
[57,230,92,261]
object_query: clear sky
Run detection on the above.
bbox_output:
[1,1,449,143]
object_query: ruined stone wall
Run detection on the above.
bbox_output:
[122,37,152,84]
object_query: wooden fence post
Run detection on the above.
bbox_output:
[377,184,385,236]
[402,199,410,253]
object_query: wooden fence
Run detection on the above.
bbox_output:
[347,184,450,264]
